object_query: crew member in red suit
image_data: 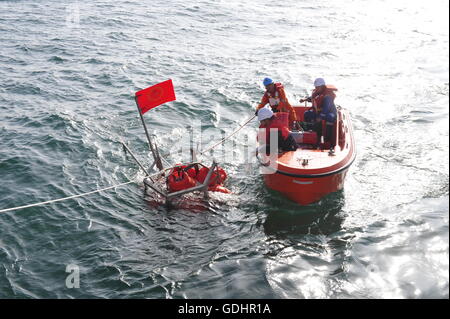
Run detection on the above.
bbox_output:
[258,107,298,154]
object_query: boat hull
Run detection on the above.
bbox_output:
[263,167,349,205]
[258,105,356,205]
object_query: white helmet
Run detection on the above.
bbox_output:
[314,78,326,87]
[257,107,274,121]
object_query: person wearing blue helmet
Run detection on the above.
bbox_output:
[256,77,302,131]
[263,77,274,86]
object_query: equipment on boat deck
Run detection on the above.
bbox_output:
[290,131,318,145]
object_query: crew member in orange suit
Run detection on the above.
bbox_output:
[256,77,302,131]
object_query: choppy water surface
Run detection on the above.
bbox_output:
[0,0,448,298]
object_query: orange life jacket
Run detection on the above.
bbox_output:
[264,83,285,110]
[312,85,338,113]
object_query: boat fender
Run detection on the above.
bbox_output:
[338,119,346,147]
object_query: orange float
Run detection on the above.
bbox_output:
[166,164,230,194]
[167,165,197,193]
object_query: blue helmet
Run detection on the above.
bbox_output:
[263,77,274,86]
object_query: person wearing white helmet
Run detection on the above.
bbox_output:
[257,107,274,122]
[300,78,338,151]
[313,77,326,88]
[256,77,302,131]
[258,107,298,154]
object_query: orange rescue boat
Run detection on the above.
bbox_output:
[257,105,356,205]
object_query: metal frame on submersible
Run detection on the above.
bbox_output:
[121,98,220,204]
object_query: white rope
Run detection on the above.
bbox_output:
[0,114,256,215]
[199,115,256,155]
[0,171,162,214]
[0,181,135,214]
[0,114,258,214]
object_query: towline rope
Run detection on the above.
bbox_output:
[0,181,134,214]
[199,115,256,156]
[0,171,162,214]
[1,115,256,214]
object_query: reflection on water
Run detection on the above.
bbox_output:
[263,189,449,298]
[263,190,346,237]
[262,191,355,298]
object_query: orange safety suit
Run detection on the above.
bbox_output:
[256,83,298,122]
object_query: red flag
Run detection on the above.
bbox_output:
[135,79,176,114]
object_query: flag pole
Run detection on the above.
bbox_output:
[135,97,163,170]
